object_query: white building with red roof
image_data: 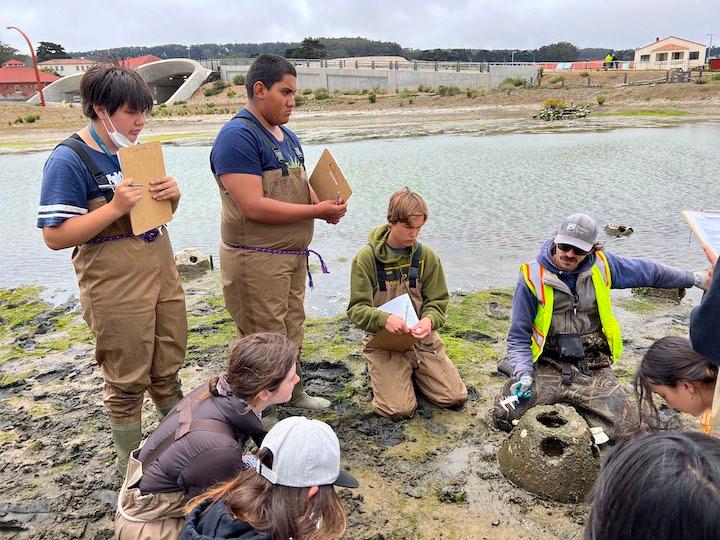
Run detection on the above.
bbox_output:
[38,58,95,76]
[634,36,708,70]
[0,59,59,98]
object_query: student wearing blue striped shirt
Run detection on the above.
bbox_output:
[37,64,187,476]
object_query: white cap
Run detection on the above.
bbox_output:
[256,416,358,488]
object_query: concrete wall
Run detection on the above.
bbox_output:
[489,65,541,87]
[221,64,538,90]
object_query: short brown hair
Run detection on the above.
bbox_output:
[80,64,154,120]
[386,187,428,224]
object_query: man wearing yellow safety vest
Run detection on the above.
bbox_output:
[493,213,706,441]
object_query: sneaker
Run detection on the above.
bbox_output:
[289,392,331,410]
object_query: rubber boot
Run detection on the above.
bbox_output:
[111,422,142,478]
[154,398,180,421]
[287,372,331,410]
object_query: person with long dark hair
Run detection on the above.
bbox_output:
[181,416,358,540]
[115,333,300,539]
[586,430,720,540]
[634,335,717,423]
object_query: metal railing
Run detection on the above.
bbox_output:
[199,57,538,73]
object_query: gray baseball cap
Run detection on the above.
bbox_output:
[554,213,599,252]
[256,416,359,488]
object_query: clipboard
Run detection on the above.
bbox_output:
[682,210,720,259]
[367,329,418,351]
[308,148,352,202]
[366,293,420,351]
[118,141,173,235]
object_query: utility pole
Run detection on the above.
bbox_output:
[6,26,45,106]
[707,33,714,63]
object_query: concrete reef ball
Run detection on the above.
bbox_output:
[175,248,211,277]
[497,404,601,503]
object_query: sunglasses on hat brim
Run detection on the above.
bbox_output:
[556,243,590,257]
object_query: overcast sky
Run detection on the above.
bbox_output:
[3,0,718,53]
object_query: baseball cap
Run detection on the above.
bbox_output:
[554,213,599,253]
[255,416,359,488]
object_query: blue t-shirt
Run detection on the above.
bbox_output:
[37,141,123,228]
[210,109,303,177]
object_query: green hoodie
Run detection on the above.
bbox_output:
[347,224,449,333]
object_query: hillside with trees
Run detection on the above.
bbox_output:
[69,37,719,63]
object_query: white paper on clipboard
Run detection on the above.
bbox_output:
[682,210,720,257]
[376,293,420,327]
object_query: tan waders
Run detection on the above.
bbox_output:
[115,443,185,540]
[363,274,467,420]
[215,115,328,409]
[73,198,187,475]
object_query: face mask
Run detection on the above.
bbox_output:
[101,115,137,148]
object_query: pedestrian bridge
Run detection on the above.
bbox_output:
[27,58,211,107]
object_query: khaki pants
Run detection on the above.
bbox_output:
[364,331,468,419]
[220,245,306,348]
[492,360,639,441]
[75,232,186,425]
[115,446,186,539]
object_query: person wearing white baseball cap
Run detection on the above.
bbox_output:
[181,416,358,540]
[493,213,707,443]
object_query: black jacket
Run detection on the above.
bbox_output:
[137,384,265,498]
[180,499,270,540]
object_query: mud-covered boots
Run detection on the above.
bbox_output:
[154,398,180,421]
[288,377,330,410]
[111,422,142,478]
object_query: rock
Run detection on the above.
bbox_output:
[497,404,601,503]
[486,301,510,320]
[631,287,686,303]
[437,477,467,504]
[603,223,634,238]
[175,248,211,277]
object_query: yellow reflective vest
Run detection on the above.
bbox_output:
[519,250,623,362]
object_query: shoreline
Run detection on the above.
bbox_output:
[2,108,719,155]
[0,276,702,538]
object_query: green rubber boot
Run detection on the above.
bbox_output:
[111,422,142,478]
[154,398,180,421]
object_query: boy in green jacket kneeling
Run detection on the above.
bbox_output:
[347,188,467,419]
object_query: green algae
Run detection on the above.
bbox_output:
[0,286,48,338]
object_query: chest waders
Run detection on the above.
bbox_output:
[363,244,467,419]
[115,395,236,539]
[59,135,187,477]
[214,113,330,407]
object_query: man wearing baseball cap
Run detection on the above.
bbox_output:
[181,416,357,540]
[493,213,706,442]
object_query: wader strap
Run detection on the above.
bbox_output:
[374,243,423,292]
[57,134,113,202]
[561,361,573,386]
[140,397,237,473]
[234,116,304,176]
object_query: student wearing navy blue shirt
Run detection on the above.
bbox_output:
[211,54,347,410]
[37,64,187,476]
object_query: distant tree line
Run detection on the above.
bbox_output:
[60,38,720,64]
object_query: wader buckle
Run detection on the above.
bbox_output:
[578,360,591,376]
[561,361,573,386]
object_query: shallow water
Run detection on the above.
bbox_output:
[4,123,717,315]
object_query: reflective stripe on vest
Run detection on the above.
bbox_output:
[519,250,623,362]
